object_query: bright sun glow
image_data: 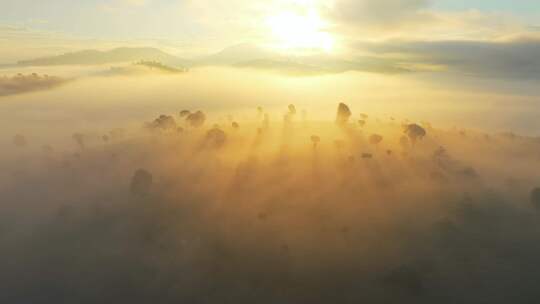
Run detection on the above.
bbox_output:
[266,10,334,52]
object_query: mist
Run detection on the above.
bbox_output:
[1,66,540,143]
[2,67,540,303]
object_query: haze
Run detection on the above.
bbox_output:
[1,1,540,303]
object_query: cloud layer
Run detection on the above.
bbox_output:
[329,0,431,30]
[358,37,540,79]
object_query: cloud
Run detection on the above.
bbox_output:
[2,0,539,64]
[358,37,540,79]
[122,0,148,6]
[99,0,149,12]
[326,1,536,43]
[328,0,431,29]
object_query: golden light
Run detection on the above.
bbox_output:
[266,10,334,52]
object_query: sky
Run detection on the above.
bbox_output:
[434,0,539,14]
[1,1,539,113]
[1,0,539,57]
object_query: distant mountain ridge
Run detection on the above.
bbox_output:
[195,43,279,65]
[14,45,410,75]
[17,47,189,67]
[14,45,284,68]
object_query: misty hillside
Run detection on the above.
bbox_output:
[17,47,189,67]
[14,45,276,68]
[0,73,68,96]
[13,44,409,76]
[200,44,410,74]
[98,61,187,77]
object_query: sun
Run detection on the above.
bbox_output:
[266,10,334,52]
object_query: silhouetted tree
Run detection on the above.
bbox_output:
[186,111,206,128]
[148,115,177,131]
[404,124,427,145]
[369,134,383,146]
[362,153,373,159]
[205,127,227,148]
[336,103,352,126]
[288,104,297,115]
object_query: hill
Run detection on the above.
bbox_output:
[17,47,188,67]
